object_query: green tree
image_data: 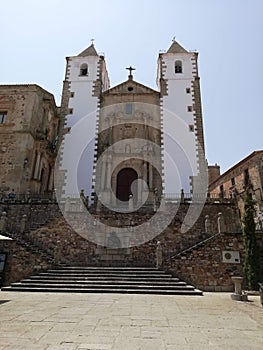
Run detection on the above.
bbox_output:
[242,188,260,290]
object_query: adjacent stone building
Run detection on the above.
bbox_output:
[0,85,59,196]
[209,151,263,224]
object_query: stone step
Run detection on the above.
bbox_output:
[29,275,179,282]
[9,282,196,291]
[59,266,159,270]
[1,286,202,295]
[1,266,203,296]
[46,268,167,274]
[20,279,186,286]
[40,272,172,278]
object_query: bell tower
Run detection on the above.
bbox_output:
[157,39,206,194]
[59,43,110,197]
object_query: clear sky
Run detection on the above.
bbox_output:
[1,0,262,173]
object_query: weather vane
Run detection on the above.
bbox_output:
[91,38,95,44]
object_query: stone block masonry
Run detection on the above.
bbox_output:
[1,199,259,292]
[0,239,53,286]
[164,232,245,292]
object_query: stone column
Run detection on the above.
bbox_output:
[109,126,112,144]
[180,189,185,203]
[65,197,71,212]
[101,158,106,191]
[48,167,54,191]
[25,190,31,202]
[128,195,133,211]
[52,189,56,202]
[159,195,166,212]
[96,194,102,213]
[0,212,7,233]
[149,164,153,189]
[153,196,157,212]
[106,155,112,189]
[33,153,41,179]
[217,212,225,233]
[54,242,62,265]
[153,188,158,211]
[143,161,147,190]
[137,177,142,206]
[205,215,211,234]
[156,241,163,268]
[231,276,248,301]
[20,214,27,234]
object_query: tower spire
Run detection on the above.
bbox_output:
[167,39,188,53]
[78,42,98,57]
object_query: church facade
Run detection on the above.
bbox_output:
[58,40,207,206]
[2,40,263,292]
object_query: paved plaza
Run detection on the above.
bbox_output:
[0,291,262,350]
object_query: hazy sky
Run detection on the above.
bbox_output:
[1,0,262,173]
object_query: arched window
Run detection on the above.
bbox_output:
[175,60,182,74]
[80,63,88,76]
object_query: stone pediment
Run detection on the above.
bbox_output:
[104,79,159,95]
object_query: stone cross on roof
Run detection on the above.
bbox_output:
[126,66,135,79]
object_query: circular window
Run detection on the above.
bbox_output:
[128,86,134,92]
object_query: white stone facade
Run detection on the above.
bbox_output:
[59,45,110,196]
[157,46,202,194]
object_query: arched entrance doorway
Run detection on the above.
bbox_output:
[116,168,138,202]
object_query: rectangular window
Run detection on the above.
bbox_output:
[125,103,132,115]
[186,88,191,94]
[189,124,194,132]
[231,177,235,186]
[68,108,73,114]
[70,92,75,98]
[219,184,224,198]
[0,111,7,124]
[244,169,250,186]
[187,106,193,112]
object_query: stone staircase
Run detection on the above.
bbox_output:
[1,266,202,295]
[4,231,55,264]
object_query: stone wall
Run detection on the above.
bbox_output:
[163,232,244,292]
[1,200,252,290]
[3,202,61,233]
[0,239,52,286]
[163,231,263,292]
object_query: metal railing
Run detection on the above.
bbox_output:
[164,233,221,261]
[0,191,233,206]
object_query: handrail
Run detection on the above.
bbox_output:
[0,192,56,203]
[165,232,221,261]
[0,192,234,205]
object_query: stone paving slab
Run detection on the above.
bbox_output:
[0,292,262,349]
